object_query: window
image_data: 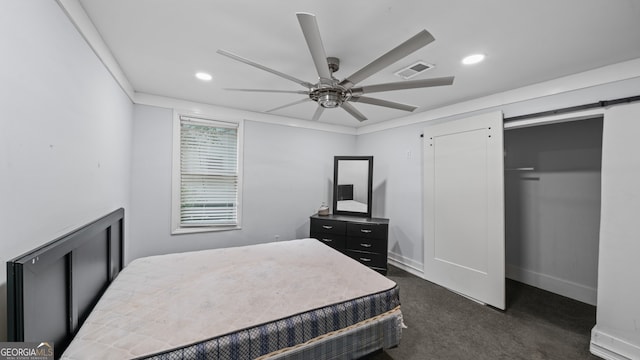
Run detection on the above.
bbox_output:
[172,114,242,233]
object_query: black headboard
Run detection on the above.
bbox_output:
[6,208,124,358]
[337,184,354,201]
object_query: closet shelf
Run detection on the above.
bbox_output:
[505,167,535,171]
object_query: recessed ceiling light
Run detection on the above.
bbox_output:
[195,72,212,81]
[462,54,485,65]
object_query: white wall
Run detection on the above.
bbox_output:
[0,0,133,341]
[591,102,640,359]
[128,104,355,261]
[356,124,426,271]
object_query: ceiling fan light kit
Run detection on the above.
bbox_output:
[315,90,343,108]
[217,12,454,122]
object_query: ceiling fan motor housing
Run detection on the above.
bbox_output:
[310,87,349,108]
[308,57,347,108]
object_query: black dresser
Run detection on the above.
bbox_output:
[310,214,389,274]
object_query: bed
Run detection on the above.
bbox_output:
[7,208,402,359]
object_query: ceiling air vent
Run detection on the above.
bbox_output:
[394,61,434,80]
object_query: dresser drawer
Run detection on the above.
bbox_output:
[346,237,386,254]
[311,234,346,251]
[310,218,346,235]
[346,222,387,239]
[310,214,389,274]
[346,250,387,269]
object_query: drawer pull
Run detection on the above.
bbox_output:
[360,229,372,233]
[322,225,333,229]
[359,257,372,262]
[360,243,372,248]
[321,238,333,243]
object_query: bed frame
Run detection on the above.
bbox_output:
[7,208,401,359]
[6,208,124,359]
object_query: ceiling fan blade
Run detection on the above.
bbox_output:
[352,76,455,95]
[339,30,436,89]
[340,102,368,122]
[225,88,309,95]
[350,96,417,112]
[296,13,332,81]
[311,105,325,121]
[217,49,313,88]
[266,98,310,113]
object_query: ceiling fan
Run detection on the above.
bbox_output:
[217,13,454,122]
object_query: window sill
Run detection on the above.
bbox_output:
[171,225,241,235]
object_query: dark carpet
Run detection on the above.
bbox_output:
[368,265,599,360]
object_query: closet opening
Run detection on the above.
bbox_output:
[504,115,603,308]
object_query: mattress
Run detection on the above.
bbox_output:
[61,238,401,359]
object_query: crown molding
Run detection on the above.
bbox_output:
[56,0,135,102]
[134,93,357,135]
[357,58,640,135]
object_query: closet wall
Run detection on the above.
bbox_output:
[504,117,603,305]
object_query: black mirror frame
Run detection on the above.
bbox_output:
[332,156,373,218]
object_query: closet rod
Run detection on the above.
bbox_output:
[503,94,640,123]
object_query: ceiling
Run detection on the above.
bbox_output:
[75,0,640,127]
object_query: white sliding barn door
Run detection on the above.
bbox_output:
[423,111,505,309]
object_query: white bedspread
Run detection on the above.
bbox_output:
[336,199,368,212]
[61,238,396,359]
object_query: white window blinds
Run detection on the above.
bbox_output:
[179,116,239,227]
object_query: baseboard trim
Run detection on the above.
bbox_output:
[387,252,424,278]
[388,252,489,306]
[506,264,597,305]
[390,258,598,306]
[591,326,639,360]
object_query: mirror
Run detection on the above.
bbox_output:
[333,156,373,218]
